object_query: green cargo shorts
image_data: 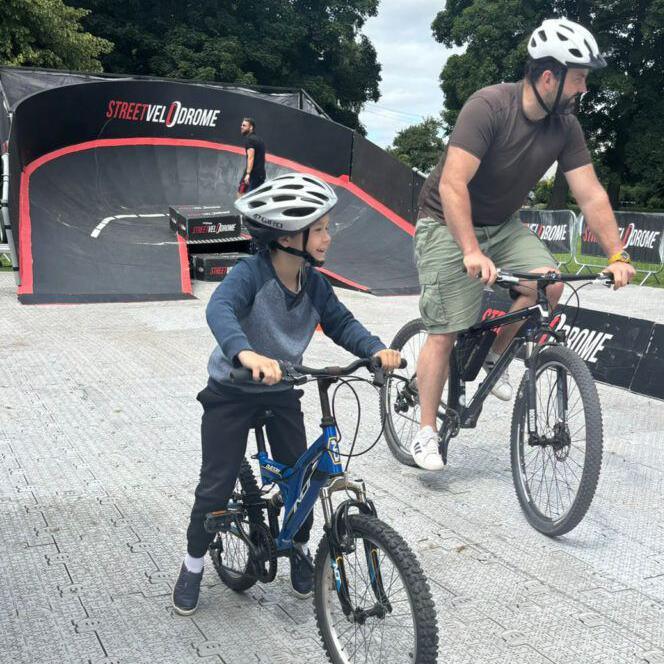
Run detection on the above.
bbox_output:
[414,216,557,334]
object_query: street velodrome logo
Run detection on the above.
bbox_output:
[583,222,661,250]
[105,100,220,128]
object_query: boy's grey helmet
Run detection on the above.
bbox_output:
[234,172,337,265]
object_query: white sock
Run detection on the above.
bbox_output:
[294,542,310,557]
[184,553,204,574]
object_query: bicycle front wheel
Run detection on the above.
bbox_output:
[511,345,603,536]
[313,514,438,664]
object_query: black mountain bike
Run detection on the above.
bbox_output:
[381,270,613,537]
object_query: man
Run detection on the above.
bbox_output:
[239,117,266,194]
[410,18,636,471]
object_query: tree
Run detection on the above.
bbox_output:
[387,117,444,172]
[432,1,664,209]
[75,0,381,132]
[0,0,112,71]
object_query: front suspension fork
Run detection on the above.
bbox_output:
[320,476,391,618]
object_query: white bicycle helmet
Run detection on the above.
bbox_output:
[526,18,606,115]
[234,172,337,265]
[528,18,606,69]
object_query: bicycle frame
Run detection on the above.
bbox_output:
[246,371,391,618]
[253,411,344,552]
[446,300,553,430]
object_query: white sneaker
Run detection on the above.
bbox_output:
[410,426,445,470]
[483,352,513,401]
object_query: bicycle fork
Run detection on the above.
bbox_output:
[320,476,392,621]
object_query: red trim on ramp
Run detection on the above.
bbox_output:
[18,138,412,298]
[317,267,370,292]
[177,234,193,295]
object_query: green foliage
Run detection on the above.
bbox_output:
[432,1,664,209]
[75,0,381,131]
[386,117,444,172]
[0,0,112,71]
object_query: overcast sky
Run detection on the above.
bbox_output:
[358,2,457,148]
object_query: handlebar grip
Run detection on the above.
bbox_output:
[399,358,408,369]
[230,367,259,383]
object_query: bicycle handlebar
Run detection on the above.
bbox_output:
[230,357,407,385]
[495,269,614,286]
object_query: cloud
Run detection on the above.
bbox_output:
[359,1,459,148]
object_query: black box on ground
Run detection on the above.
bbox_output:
[169,205,242,242]
[191,252,250,281]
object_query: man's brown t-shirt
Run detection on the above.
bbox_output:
[418,81,591,226]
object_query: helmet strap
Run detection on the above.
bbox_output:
[529,67,568,116]
[275,229,324,267]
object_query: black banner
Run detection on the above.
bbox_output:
[631,324,664,400]
[480,290,661,399]
[519,209,574,254]
[9,79,353,175]
[580,211,664,264]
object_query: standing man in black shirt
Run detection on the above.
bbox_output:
[239,117,266,194]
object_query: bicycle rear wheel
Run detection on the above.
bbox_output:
[380,318,446,466]
[511,345,603,536]
[313,514,438,664]
[209,459,262,592]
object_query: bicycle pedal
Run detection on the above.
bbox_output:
[204,506,243,533]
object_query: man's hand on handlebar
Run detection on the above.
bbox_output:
[603,261,635,290]
[236,350,282,385]
[373,348,402,371]
[463,249,498,286]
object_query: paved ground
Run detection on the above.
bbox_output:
[1,272,663,664]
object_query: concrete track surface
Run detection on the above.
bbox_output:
[1,272,663,664]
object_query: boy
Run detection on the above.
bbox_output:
[173,172,401,615]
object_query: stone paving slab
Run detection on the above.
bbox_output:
[1,272,663,663]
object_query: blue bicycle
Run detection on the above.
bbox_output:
[204,358,438,664]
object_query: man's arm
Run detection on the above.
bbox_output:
[244,148,255,184]
[440,146,497,284]
[565,164,635,288]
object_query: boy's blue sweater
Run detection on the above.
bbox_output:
[206,252,386,391]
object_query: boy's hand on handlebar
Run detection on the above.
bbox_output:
[237,350,282,385]
[374,348,402,371]
[463,250,497,285]
[603,261,635,290]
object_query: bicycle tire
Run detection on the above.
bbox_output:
[313,514,438,664]
[380,318,445,466]
[209,458,262,592]
[510,345,603,536]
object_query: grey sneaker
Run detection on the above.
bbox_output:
[172,563,203,616]
[483,357,513,401]
[289,545,314,599]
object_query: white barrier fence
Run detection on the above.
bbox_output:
[520,209,664,285]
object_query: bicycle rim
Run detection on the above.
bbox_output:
[319,540,417,662]
[212,523,251,578]
[513,355,597,529]
[383,325,444,459]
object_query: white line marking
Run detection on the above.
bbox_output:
[91,213,169,238]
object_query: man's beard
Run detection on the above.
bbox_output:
[544,89,578,114]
